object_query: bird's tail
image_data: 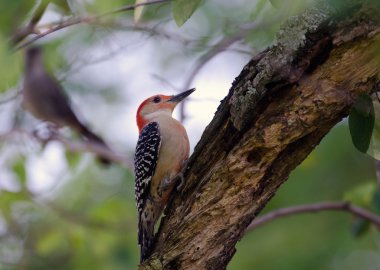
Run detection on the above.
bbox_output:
[77,123,112,165]
[139,199,160,263]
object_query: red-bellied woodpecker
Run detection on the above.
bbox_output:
[134,88,195,262]
[22,46,112,165]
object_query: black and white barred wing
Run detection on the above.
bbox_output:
[134,122,161,213]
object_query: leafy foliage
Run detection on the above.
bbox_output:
[172,0,202,26]
[349,94,374,153]
[134,0,148,23]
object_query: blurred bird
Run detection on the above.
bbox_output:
[22,46,111,165]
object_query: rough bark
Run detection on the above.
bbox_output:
[140,1,380,269]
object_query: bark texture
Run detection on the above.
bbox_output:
[141,1,380,269]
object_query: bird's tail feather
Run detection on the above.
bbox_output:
[77,123,112,165]
[139,199,160,263]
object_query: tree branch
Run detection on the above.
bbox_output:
[14,0,170,50]
[0,128,132,168]
[178,17,282,121]
[0,89,20,105]
[246,201,380,231]
[140,2,380,269]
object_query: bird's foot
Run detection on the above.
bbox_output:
[157,160,189,196]
[176,159,190,191]
[157,177,175,196]
[176,172,186,191]
[33,122,59,143]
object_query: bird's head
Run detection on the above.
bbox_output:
[136,88,195,132]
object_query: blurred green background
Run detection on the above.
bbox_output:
[0,0,379,269]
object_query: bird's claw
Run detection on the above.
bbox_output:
[176,173,185,191]
[33,122,58,142]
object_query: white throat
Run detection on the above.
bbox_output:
[145,109,173,121]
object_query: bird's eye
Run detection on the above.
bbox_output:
[152,96,161,103]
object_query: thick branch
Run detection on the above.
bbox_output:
[140,2,380,269]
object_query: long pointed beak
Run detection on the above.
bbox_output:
[167,88,195,103]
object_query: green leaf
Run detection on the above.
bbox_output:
[65,151,81,169]
[172,0,202,27]
[12,156,27,185]
[49,0,72,14]
[30,1,49,26]
[250,0,267,20]
[348,94,374,153]
[344,182,377,207]
[134,0,147,23]
[372,188,380,214]
[269,0,282,9]
[0,0,35,35]
[36,229,67,255]
[367,101,380,160]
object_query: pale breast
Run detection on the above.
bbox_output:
[150,115,190,200]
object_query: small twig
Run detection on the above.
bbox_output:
[182,17,285,91]
[0,89,21,105]
[15,0,170,50]
[375,91,380,103]
[49,133,133,169]
[0,128,133,169]
[15,17,82,50]
[59,42,133,81]
[178,17,283,121]
[246,201,380,232]
[98,0,170,18]
[151,74,180,91]
[10,0,49,45]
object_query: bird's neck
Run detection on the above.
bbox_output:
[25,56,45,77]
[138,110,173,133]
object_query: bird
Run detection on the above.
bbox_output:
[22,46,111,165]
[134,88,195,262]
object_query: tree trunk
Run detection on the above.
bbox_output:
[140,1,380,269]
